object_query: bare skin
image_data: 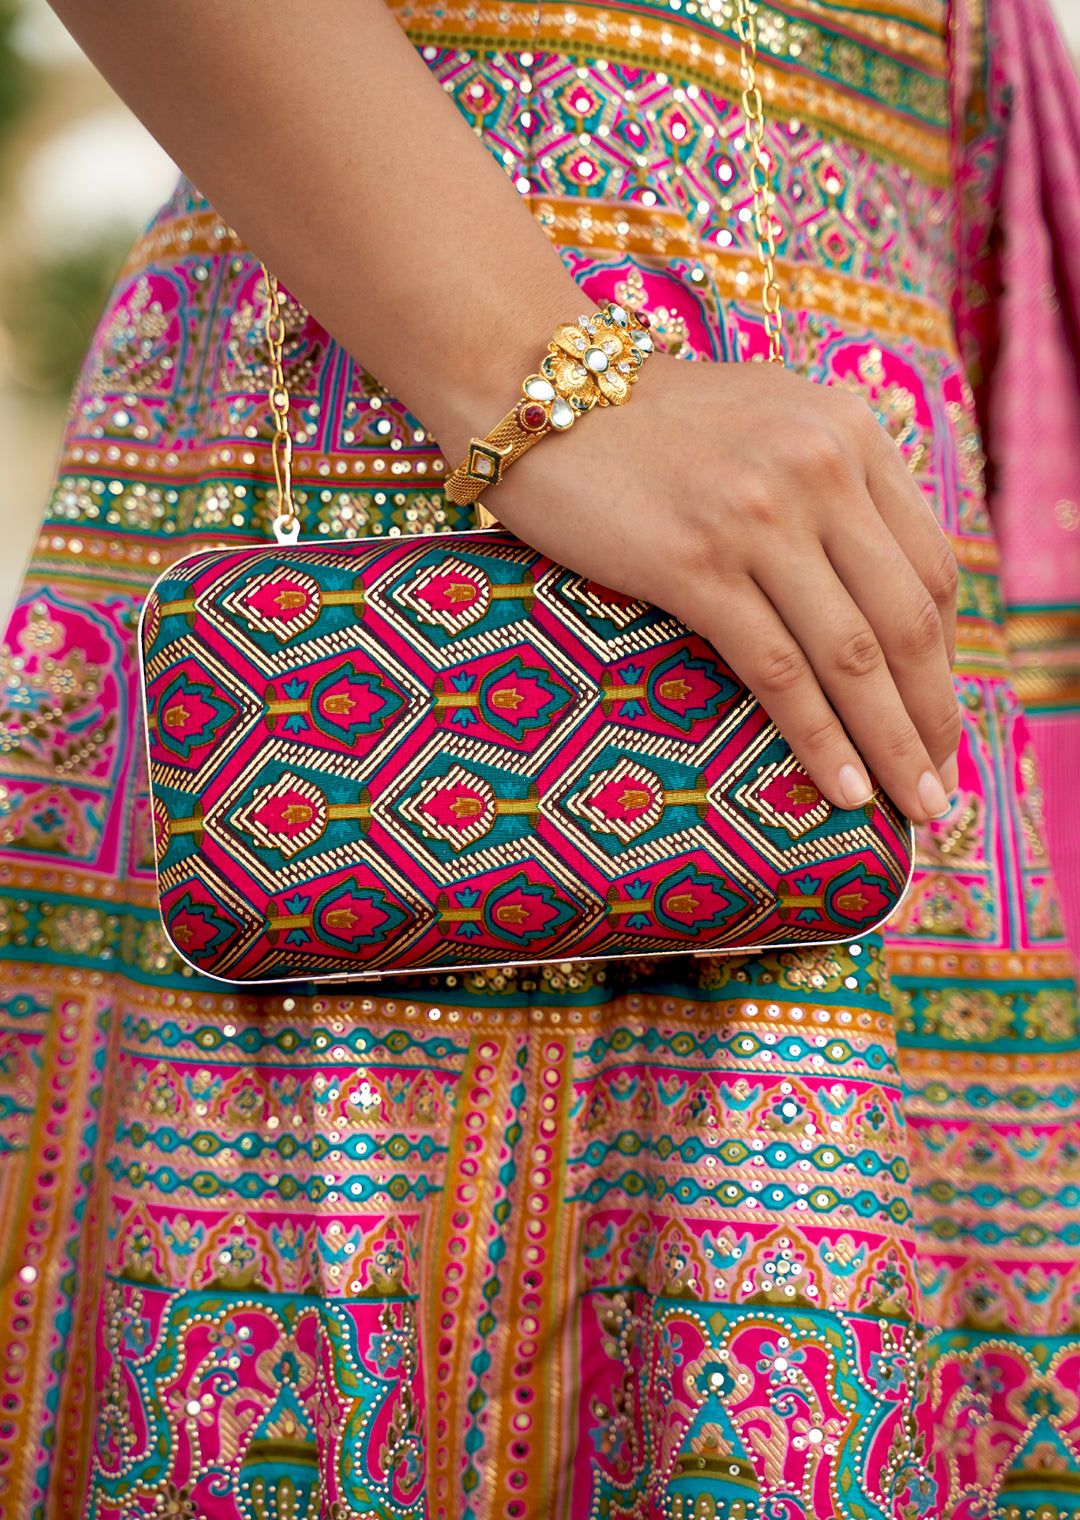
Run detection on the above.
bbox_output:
[49,0,962,822]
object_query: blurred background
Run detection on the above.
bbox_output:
[1,0,1079,624]
[0,0,176,619]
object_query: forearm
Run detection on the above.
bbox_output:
[50,3,963,826]
[48,0,583,461]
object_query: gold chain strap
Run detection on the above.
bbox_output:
[262,266,300,543]
[261,2,782,542]
[734,0,784,362]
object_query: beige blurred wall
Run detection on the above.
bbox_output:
[0,0,176,619]
[1053,0,1080,48]
[2,0,1080,626]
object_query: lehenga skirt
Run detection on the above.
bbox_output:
[1,0,1079,1514]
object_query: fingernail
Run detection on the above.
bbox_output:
[940,751,959,794]
[838,763,874,809]
[918,769,950,820]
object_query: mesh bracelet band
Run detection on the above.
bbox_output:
[443,302,655,507]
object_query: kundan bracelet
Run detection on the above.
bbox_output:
[444,302,654,506]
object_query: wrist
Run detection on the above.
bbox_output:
[432,296,659,493]
[418,279,593,467]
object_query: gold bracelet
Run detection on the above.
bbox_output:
[444,302,654,507]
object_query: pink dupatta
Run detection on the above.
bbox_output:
[953,0,1080,956]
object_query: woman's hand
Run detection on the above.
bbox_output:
[486,352,961,825]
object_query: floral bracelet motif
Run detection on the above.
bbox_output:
[444,302,655,507]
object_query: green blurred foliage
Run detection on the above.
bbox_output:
[0,4,130,396]
[0,1,35,155]
[7,235,129,394]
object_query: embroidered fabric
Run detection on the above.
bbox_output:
[0,0,1078,1514]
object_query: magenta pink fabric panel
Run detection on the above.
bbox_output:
[953,0,1080,956]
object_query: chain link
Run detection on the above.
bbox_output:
[734,0,785,362]
[261,265,300,543]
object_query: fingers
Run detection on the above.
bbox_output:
[757,539,961,822]
[845,399,959,668]
[498,364,965,827]
[691,579,888,816]
[823,521,961,771]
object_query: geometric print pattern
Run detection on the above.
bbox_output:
[141,534,913,980]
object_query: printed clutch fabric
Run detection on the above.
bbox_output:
[139,530,913,981]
